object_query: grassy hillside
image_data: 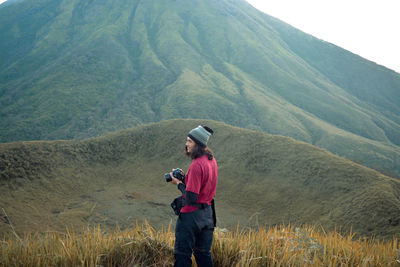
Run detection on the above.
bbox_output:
[1,119,399,239]
[0,0,400,177]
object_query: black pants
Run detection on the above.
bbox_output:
[174,207,214,267]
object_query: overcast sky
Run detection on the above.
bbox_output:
[1,0,399,73]
[246,0,400,73]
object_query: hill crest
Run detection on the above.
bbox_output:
[1,119,399,238]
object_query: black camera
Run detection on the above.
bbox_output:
[165,168,184,183]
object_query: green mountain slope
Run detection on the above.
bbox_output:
[0,0,399,176]
[1,119,400,238]
[264,15,400,144]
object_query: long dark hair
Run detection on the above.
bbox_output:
[186,144,214,160]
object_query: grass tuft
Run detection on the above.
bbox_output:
[1,221,399,266]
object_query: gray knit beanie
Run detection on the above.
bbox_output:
[188,125,214,147]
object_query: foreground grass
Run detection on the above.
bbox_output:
[1,222,399,266]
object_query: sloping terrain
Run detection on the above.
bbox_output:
[0,0,399,176]
[1,119,399,238]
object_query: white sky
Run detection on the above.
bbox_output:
[1,0,399,73]
[246,0,400,73]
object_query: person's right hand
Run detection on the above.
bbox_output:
[169,172,182,185]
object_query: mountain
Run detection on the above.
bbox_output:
[1,119,399,238]
[0,0,399,176]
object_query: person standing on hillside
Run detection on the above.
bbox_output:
[169,125,218,267]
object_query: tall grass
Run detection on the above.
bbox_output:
[1,221,175,267]
[1,222,399,266]
[212,225,400,266]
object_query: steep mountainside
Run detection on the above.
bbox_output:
[0,0,399,176]
[1,120,400,238]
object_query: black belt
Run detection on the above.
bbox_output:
[188,202,210,209]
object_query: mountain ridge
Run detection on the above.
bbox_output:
[1,119,399,238]
[0,0,399,176]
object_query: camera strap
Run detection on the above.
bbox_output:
[211,199,216,227]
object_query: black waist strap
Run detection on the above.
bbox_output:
[189,202,210,209]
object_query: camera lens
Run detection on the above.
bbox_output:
[165,173,172,182]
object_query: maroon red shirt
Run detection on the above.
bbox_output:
[181,155,218,213]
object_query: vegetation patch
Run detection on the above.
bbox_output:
[1,119,399,239]
[1,222,399,266]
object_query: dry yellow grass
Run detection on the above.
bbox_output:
[1,221,399,267]
[212,225,400,266]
